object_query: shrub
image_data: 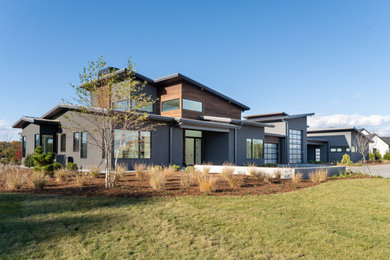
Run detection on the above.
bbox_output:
[4,169,25,190]
[374,150,382,160]
[248,167,258,177]
[66,162,78,172]
[0,158,9,165]
[24,154,34,168]
[88,166,101,178]
[149,167,167,191]
[75,172,89,188]
[43,164,54,177]
[33,166,43,172]
[32,147,55,167]
[369,153,375,161]
[134,163,147,179]
[340,154,353,165]
[384,152,390,161]
[228,175,243,189]
[185,166,195,173]
[31,171,47,191]
[292,172,302,184]
[169,164,181,171]
[55,170,68,183]
[53,162,63,170]
[197,173,216,194]
[221,166,242,189]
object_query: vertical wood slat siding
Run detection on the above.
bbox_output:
[159,83,182,118]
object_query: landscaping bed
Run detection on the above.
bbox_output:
[0,166,373,198]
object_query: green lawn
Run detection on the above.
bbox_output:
[1,179,390,259]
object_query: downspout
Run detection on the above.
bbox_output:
[283,119,289,165]
[169,126,172,165]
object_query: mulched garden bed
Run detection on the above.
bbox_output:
[0,170,360,198]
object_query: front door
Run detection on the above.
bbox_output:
[184,130,202,166]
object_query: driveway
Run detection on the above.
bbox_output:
[347,164,390,178]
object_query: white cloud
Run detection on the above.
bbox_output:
[0,119,21,141]
[308,114,390,135]
[353,92,361,98]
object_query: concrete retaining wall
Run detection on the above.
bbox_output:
[194,165,346,179]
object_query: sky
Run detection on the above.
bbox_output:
[1,0,390,140]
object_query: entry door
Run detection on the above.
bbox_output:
[185,137,202,166]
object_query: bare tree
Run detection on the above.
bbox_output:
[353,130,372,174]
[66,56,158,188]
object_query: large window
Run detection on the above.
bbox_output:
[60,134,66,152]
[42,135,54,154]
[183,99,203,112]
[22,136,26,157]
[264,143,278,164]
[114,130,151,159]
[162,99,180,112]
[112,99,130,111]
[112,99,153,112]
[34,134,40,149]
[246,138,264,159]
[73,132,80,152]
[81,132,87,158]
[289,129,302,164]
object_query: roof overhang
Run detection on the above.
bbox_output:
[245,112,315,122]
[176,118,241,133]
[154,73,250,111]
[13,117,60,129]
[201,115,274,128]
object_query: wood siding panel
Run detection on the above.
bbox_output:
[159,83,182,118]
[181,82,242,119]
[91,85,110,108]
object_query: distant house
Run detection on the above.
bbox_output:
[307,127,369,163]
[361,129,390,156]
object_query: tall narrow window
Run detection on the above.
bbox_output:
[34,134,40,149]
[22,136,26,157]
[60,134,66,152]
[315,148,321,162]
[73,132,80,152]
[42,135,54,154]
[246,138,252,159]
[289,129,302,164]
[81,132,87,158]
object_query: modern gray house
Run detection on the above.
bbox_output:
[14,69,277,169]
[244,112,314,164]
[307,127,369,163]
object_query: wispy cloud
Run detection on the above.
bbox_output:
[0,119,20,141]
[308,114,390,136]
[353,92,361,98]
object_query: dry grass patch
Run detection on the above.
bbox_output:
[180,172,197,188]
[3,169,26,190]
[31,171,47,191]
[309,169,328,183]
[272,170,282,183]
[55,170,68,183]
[88,166,101,178]
[149,167,167,191]
[292,172,303,184]
[134,163,147,180]
[75,172,89,189]
[197,173,216,194]
[221,167,242,189]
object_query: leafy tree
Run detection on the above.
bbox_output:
[67,56,158,188]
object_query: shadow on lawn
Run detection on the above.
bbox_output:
[0,193,154,258]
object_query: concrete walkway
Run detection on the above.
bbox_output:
[347,164,390,178]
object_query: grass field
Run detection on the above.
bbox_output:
[1,179,390,259]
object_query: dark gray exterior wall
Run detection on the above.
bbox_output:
[236,125,265,165]
[287,117,308,164]
[203,131,231,164]
[307,143,328,162]
[307,131,365,162]
[21,124,40,158]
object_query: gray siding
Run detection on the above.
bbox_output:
[287,117,308,164]
[236,125,265,165]
[22,124,40,157]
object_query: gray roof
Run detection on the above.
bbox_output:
[201,115,274,128]
[244,112,315,122]
[12,116,60,129]
[382,137,390,146]
[308,127,361,133]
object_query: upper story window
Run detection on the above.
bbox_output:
[162,99,180,112]
[183,98,203,112]
[112,99,153,112]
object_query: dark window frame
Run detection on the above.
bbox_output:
[182,98,203,112]
[80,132,87,159]
[34,134,40,149]
[60,134,66,153]
[22,136,26,157]
[114,130,152,159]
[246,138,264,159]
[162,98,180,112]
[73,132,80,152]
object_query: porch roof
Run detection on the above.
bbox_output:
[176,118,241,133]
[12,116,60,129]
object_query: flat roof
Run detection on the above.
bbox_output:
[307,127,360,133]
[245,112,315,122]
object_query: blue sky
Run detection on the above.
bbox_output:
[1,0,390,139]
